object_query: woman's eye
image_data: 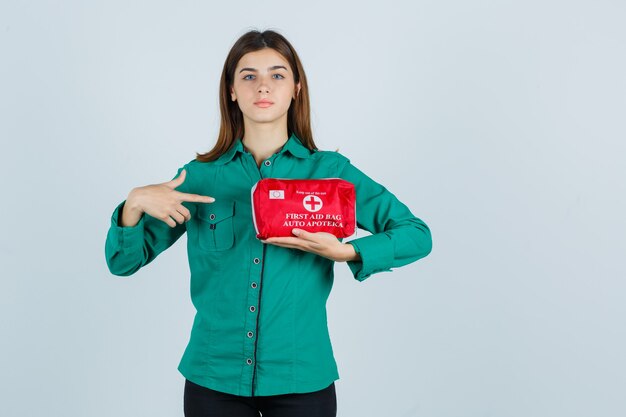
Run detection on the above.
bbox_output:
[242,74,284,80]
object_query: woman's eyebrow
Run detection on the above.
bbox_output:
[239,65,288,73]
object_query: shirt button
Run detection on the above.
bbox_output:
[247,358,253,365]
[247,331,254,338]
[253,257,260,264]
[249,305,256,312]
[264,160,271,166]
[209,213,215,220]
[251,282,257,288]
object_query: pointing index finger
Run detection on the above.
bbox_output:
[177,191,215,203]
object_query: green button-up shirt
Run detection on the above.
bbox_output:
[104,133,432,396]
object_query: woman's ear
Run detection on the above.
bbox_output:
[294,82,301,99]
[230,86,236,101]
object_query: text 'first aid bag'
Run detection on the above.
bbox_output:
[251,178,356,240]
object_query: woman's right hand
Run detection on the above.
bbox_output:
[121,169,215,228]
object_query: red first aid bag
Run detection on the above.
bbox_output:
[251,178,356,239]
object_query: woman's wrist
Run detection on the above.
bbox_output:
[120,188,145,227]
[341,242,361,262]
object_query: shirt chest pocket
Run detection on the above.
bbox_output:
[196,200,236,251]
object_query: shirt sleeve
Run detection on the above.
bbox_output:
[338,157,433,282]
[104,164,191,276]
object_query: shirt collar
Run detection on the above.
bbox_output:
[213,132,312,165]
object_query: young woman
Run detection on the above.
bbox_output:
[105,29,432,417]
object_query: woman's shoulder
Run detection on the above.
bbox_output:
[177,158,203,175]
[310,148,351,168]
[180,157,219,173]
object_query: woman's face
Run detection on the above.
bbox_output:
[230,48,301,128]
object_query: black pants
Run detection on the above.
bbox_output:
[184,379,337,417]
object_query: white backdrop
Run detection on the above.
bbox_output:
[1,1,625,416]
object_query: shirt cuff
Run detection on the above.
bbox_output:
[110,200,145,254]
[346,233,394,282]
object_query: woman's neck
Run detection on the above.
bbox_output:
[241,124,289,166]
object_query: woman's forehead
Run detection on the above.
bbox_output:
[237,49,290,71]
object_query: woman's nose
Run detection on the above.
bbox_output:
[257,76,270,93]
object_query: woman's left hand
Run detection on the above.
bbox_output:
[260,228,357,262]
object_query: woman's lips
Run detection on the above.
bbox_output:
[255,102,273,108]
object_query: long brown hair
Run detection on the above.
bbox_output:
[195,29,317,162]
